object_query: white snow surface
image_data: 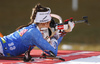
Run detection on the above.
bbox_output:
[55,55,100,64]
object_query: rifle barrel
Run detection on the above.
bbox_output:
[74,20,85,24]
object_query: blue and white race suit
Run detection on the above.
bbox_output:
[0,23,63,57]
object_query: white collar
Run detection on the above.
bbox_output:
[37,26,40,31]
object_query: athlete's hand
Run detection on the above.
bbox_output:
[64,21,75,32]
[50,38,58,49]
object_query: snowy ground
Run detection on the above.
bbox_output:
[56,55,100,64]
[1,50,100,64]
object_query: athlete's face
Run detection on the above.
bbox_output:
[42,21,51,28]
[38,21,51,29]
[45,21,51,28]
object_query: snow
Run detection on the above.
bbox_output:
[55,55,100,64]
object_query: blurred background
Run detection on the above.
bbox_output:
[0,0,100,51]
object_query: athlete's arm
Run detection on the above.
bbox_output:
[31,28,58,56]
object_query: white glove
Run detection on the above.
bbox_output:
[50,38,58,49]
[64,21,75,32]
[53,30,60,39]
[68,21,75,32]
[40,28,50,42]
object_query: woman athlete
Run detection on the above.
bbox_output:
[0,4,74,57]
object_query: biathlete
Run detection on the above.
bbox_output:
[0,4,74,57]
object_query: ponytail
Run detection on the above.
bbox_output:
[16,3,48,30]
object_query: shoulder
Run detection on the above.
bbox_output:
[20,23,37,32]
[25,24,41,36]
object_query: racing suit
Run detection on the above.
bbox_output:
[0,23,63,57]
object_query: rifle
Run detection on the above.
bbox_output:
[50,15,89,31]
[49,14,89,38]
